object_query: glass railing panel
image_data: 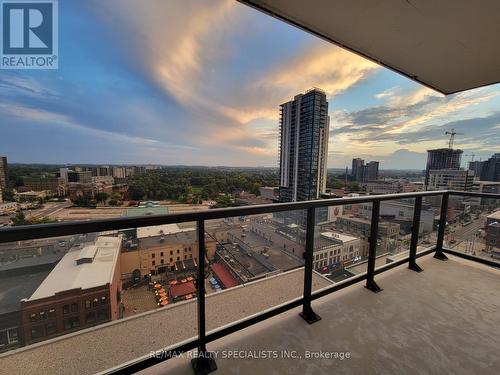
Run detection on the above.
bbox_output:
[205,209,312,332]
[322,201,371,279]
[445,194,500,263]
[0,224,199,373]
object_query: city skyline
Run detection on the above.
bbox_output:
[1,0,499,169]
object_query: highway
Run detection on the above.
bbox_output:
[26,201,72,220]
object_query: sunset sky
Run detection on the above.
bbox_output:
[1,0,499,169]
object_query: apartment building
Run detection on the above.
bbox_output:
[20,237,122,345]
[335,216,400,257]
[121,229,217,279]
[313,232,360,270]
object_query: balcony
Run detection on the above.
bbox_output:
[0,190,499,374]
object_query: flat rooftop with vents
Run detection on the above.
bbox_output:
[27,236,121,301]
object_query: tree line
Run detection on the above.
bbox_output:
[127,168,280,202]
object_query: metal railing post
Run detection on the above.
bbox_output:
[365,201,383,292]
[191,219,217,375]
[409,196,424,272]
[434,193,449,261]
[300,207,321,324]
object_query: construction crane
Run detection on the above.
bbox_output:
[445,128,464,149]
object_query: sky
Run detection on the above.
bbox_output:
[1,0,499,170]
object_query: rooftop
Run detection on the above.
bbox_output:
[27,236,121,301]
[124,205,169,218]
[138,230,207,249]
[0,271,51,315]
[487,210,500,220]
[320,231,358,244]
[0,253,63,273]
[136,223,195,239]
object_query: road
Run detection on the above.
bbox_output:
[26,201,72,220]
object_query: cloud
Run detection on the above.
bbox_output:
[0,75,59,99]
[92,0,380,157]
[213,43,380,125]
[256,45,378,101]
[0,101,196,150]
[331,86,499,151]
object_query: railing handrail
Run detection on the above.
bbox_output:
[0,190,448,243]
[0,190,498,244]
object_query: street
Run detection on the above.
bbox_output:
[26,201,72,220]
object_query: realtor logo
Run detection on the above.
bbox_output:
[1,0,58,69]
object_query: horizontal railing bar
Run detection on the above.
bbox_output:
[0,190,447,244]
[448,191,500,199]
[442,248,500,269]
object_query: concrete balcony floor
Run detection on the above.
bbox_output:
[140,254,500,375]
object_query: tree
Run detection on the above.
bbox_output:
[2,189,15,202]
[11,212,56,226]
[11,212,28,226]
[211,195,234,208]
[95,192,109,204]
[73,194,93,207]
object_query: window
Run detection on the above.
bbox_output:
[29,313,37,322]
[152,260,155,266]
[7,328,18,344]
[160,252,163,257]
[97,309,109,321]
[184,255,187,260]
[46,323,57,335]
[39,311,47,320]
[184,247,187,252]
[101,296,107,305]
[93,298,99,308]
[177,249,180,254]
[0,328,19,346]
[170,258,173,262]
[161,259,164,264]
[0,330,7,346]
[85,311,96,324]
[63,317,80,330]
[177,257,180,261]
[71,303,79,313]
[151,253,155,258]
[48,308,56,319]
[31,326,44,339]
[62,305,70,314]
[170,250,173,255]
[85,300,91,309]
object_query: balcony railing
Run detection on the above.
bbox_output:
[0,190,499,374]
